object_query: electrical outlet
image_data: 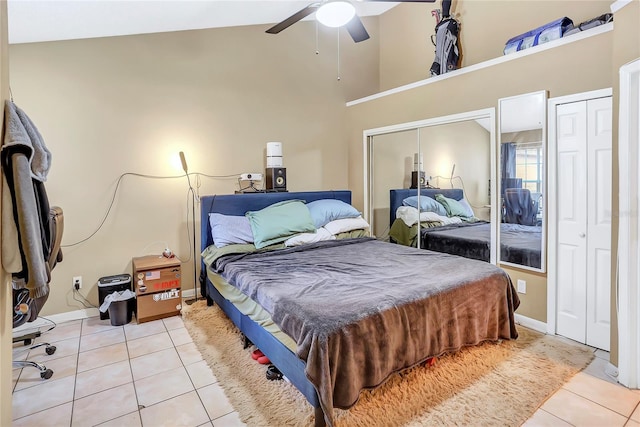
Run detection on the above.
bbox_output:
[73,276,82,290]
[517,279,526,294]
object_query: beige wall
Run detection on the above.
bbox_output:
[501,266,546,321]
[379,1,613,90]
[348,15,615,325]
[8,21,380,316]
[0,1,11,423]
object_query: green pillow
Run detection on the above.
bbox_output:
[435,194,471,218]
[246,200,316,249]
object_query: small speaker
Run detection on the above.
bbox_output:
[266,168,287,191]
[410,171,427,189]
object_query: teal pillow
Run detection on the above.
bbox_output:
[435,194,471,218]
[246,200,316,249]
[402,196,447,216]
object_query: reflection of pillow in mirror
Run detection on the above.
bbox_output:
[396,206,446,227]
[246,200,316,249]
[402,196,447,216]
[458,198,475,218]
[306,199,361,228]
[435,194,472,218]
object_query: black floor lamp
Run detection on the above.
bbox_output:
[180,151,198,305]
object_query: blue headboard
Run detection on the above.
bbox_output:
[389,188,464,226]
[200,190,352,253]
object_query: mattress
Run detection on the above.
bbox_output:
[206,268,297,352]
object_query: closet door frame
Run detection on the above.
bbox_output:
[618,58,640,388]
[547,87,612,338]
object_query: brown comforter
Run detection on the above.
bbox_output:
[213,238,519,426]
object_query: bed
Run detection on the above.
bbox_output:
[200,190,520,426]
[389,189,542,268]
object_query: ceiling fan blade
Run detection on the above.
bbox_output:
[365,0,436,2]
[266,5,319,34]
[345,15,370,43]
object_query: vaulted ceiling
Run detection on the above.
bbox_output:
[7,1,399,44]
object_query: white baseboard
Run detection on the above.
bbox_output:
[181,288,201,299]
[15,288,201,333]
[515,313,548,334]
[13,307,100,333]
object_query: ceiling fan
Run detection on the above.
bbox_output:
[266,0,436,43]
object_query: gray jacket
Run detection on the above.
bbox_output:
[2,100,52,299]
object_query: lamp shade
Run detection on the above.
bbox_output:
[316,1,356,28]
[179,151,188,173]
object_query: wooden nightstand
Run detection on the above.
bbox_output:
[132,255,181,323]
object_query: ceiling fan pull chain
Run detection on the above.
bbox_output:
[315,20,319,55]
[337,28,341,81]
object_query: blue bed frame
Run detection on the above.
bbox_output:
[199,190,352,427]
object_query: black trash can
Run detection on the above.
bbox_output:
[98,274,132,320]
[107,298,134,326]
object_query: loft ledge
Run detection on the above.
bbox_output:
[346,22,613,107]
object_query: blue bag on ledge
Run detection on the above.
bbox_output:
[504,17,574,55]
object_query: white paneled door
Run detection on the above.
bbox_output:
[555,96,612,351]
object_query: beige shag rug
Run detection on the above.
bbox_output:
[182,301,594,426]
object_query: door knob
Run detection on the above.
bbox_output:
[579,232,586,238]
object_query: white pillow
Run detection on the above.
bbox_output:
[396,206,446,227]
[284,228,335,247]
[323,216,370,235]
[440,216,463,225]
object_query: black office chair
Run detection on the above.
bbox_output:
[503,188,539,226]
[12,206,64,380]
[13,287,56,379]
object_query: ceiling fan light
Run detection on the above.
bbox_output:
[316,1,356,28]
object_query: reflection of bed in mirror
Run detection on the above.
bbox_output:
[389,189,541,268]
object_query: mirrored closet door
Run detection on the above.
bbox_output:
[366,108,497,263]
[498,91,547,272]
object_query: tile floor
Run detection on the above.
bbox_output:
[11,314,244,427]
[11,314,640,427]
[523,345,640,427]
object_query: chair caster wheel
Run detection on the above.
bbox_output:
[40,369,53,379]
[45,345,56,355]
[24,339,32,346]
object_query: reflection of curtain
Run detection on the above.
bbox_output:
[501,143,516,179]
